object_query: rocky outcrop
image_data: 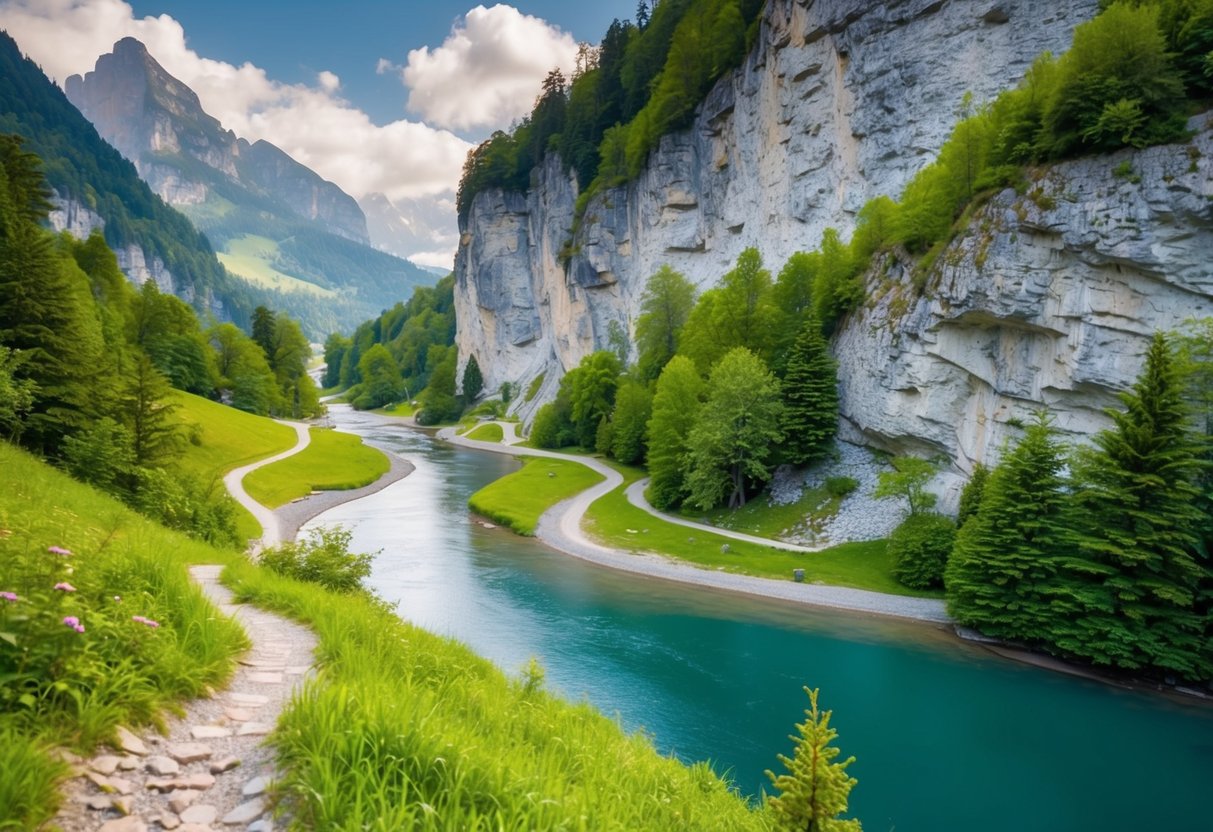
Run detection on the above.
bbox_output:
[455,0,1101,428]
[835,117,1213,492]
[65,37,369,244]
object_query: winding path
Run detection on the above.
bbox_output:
[438,422,950,624]
[222,421,311,550]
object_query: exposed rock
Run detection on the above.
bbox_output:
[179,804,218,825]
[456,0,1099,427]
[220,798,266,825]
[91,755,122,776]
[146,755,181,776]
[168,743,214,764]
[209,756,241,774]
[241,775,270,797]
[189,726,232,740]
[235,722,272,737]
[225,693,268,707]
[246,821,273,832]
[115,726,149,756]
[83,795,114,811]
[99,817,146,832]
[154,813,182,830]
[168,789,202,814]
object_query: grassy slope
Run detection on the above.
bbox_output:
[465,422,504,442]
[0,444,248,828]
[172,392,297,540]
[585,465,938,598]
[216,234,335,297]
[468,457,603,535]
[243,428,390,508]
[225,560,769,831]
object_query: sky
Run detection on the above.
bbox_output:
[0,0,635,265]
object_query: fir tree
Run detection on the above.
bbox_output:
[119,352,184,471]
[945,413,1077,643]
[781,316,839,465]
[462,354,484,402]
[956,462,990,528]
[1067,333,1211,679]
[766,687,862,832]
[251,305,277,363]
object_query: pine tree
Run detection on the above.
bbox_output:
[766,687,862,832]
[956,462,990,527]
[119,352,184,470]
[462,354,484,402]
[781,317,839,465]
[945,413,1077,643]
[646,356,705,509]
[1067,333,1211,679]
[251,306,277,363]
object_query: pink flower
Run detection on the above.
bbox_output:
[47,546,72,556]
[1,591,19,602]
[53,582,76,593]
[131,615,160,628]
[62,616,84,632]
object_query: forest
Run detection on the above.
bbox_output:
[0,139,321,548]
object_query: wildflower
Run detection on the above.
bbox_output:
[113,596,122,603]
[63,616,85,632]
[1,591,19,602]
[131,615,160,628]
[47,545,72,556]
[53,582,77,593]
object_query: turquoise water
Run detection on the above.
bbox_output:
[308,408,1213,831]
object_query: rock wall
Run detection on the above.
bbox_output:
[455,0,1100,425]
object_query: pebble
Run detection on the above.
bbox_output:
[83,795,113,810]
[190,726,232,740]
[115,726,149,756]
[154,813,182,830]
[91,755,121,775]
[236,722,272,737]
[145,755,181,776]
[86,772,116,793]
[220,798,266,825]
[246,821,273,832]
[223,707,254,722]
[99,817,146,832]
[118,755,142,771]
[168,743,214,764]
[179,804,218,825]
[241,775,270,797]
[209,756,241,774]
[168,790,202,814]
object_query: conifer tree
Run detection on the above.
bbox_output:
[781,316,839,465]
[1068,332,1211,679]
[251,306,277,362]
[119,352,184,470]
[462,354,484,402]
[945,413,1076,643]
[766,687,862,832]
[646,356,705,509]
[956,462,989,528]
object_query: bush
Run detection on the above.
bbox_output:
[889,512,956,589]
[825,476,858,498]
[259,526,374,594]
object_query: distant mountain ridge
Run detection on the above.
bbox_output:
[65,37,368,244]
[63,37,437,336]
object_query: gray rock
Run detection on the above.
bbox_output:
[209,756,241,774]
[220,798,266,825]
[236,722,272,737]
[189,726,231,740]
[114,726,148,756]
[99,817,146,832]
[179,804,218,825]
[241,775,271,797]
[145,755,180,776]
[91,755,121,776]
[168,789,202,814]
[168,743,213,764]
[246,821,273,832]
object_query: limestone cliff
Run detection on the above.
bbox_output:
[455,0,1104,428]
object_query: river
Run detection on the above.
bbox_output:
[303,406,1213,832]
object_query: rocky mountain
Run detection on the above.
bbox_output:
[451,0,1213,480]
[64,38,436,336]
[0,30,259,325]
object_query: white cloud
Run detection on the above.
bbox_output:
[375,57,399,75]
[0,0,472,204]
[402,4,579,131]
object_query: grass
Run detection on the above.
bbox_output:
[465,422,503,443]
[0,443,248,829]
[376,400,416,417]
[676,484,841,540]
[468,457,603,535]
[243,428,390,509]
[224,560,769,831]
[585,464,938,598]
[216,234,335,297]
[172,392,298,540]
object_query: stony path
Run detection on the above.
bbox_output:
[52,565,317,832]
[222,422,311,551]
[437,423,951,624]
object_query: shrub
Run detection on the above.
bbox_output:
[889,512,956,589]
[259,526,374,594]
[825,476,859,499]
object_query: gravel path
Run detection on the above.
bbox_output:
[52,566,317,832]
[274,452,414,543]
[439,424,950,624]
[222,422,311,551]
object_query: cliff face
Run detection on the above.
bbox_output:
[455,0,1102,425]
[65,37,369,244]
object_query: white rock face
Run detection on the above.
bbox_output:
[455,0,1100,427]
[835,118,1213,493]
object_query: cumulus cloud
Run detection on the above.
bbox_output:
[0,0,471,203]
[375,57,400,75]
[402,4,579,131]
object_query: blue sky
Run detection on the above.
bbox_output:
[125,1,634,130]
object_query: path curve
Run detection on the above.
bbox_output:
[222,421,311,550]
[438,425,949,624]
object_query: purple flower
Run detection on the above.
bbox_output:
[62,616,84,632]
[47,546,72,556]
[131,615,160,629]
[0,591,18,603]
[53,582,76,593]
